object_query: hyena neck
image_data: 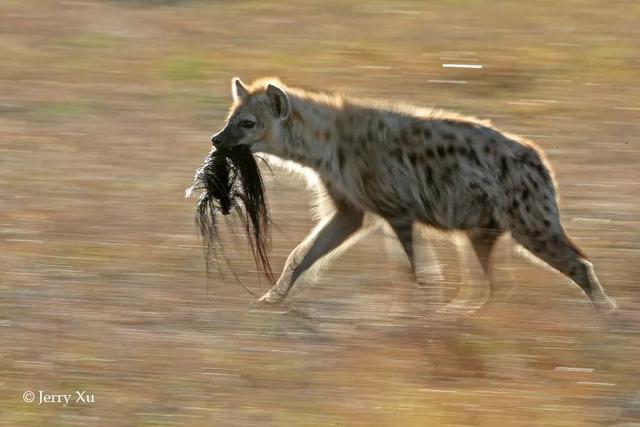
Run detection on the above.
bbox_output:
[274,93,342,175]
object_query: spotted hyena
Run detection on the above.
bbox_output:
[210,76,616,313]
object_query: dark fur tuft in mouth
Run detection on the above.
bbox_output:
[186,146,273,282]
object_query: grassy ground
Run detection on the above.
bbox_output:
[1,0,639,425]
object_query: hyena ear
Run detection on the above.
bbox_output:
[231,77,248,102]
[266,83,290,120]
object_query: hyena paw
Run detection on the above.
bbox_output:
[592,294,617,314]
[257,288,286,305]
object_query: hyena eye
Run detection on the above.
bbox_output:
[239,120,255,129]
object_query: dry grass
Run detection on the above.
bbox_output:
[1,0,639,425]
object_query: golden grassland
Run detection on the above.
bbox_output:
[1,0,639,425]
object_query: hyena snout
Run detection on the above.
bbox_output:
[211,127,239,149]
[211,131,226,148]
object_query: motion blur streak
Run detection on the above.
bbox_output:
[0,1,638,426]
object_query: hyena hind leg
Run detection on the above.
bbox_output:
[468,228,503,282]
[445,228,502,313]
[386,220,445,309]
[511,226,616,313]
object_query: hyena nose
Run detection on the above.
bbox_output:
[211,134,221,148]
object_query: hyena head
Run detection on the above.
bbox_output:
[211,77,291,154]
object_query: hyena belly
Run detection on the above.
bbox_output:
[337,116,554,233]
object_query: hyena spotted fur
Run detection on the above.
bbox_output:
[211,77,616,313]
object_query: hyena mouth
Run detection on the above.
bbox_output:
[186,145,273,283]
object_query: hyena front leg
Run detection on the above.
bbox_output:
[386,220,445,309]
[258,206,364,304]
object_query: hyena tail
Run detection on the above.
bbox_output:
[563,229,589,260]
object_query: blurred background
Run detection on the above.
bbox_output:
[1,0,639,425]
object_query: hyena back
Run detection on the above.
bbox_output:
[210,77,616,313]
